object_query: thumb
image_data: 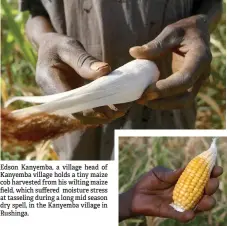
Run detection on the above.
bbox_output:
[152,166,185,184]
[129,25,183,60]
[59,40,111,80]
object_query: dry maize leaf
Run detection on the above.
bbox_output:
[0,77,8,104]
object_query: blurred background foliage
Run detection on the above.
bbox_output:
[0,0,226,160]
[119,137,227,226]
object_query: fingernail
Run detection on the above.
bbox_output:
[90,62,109,71]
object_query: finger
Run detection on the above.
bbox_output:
[145,72,207,110]
[152,167,185,185]
[133,195,195,223]
[211,166,223,178]
[94,107,125,120]
[145,91,193,110]
[94,102,131,119]
[82,102,131,123]
[195,195,216,213]
[36,64,78,95]
[136,167,183,190]
[73,112,111,125]
[161,205,195,223]
[82,108,109,120]
[205,178,219,195]
[142,50,210,101]
[129,25,184,60]
[59,39,111,80]
[114,103,132,112]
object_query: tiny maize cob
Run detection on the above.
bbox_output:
[170,138,218,212]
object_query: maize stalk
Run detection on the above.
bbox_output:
[170,138,218,212]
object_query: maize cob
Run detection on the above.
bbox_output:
[170,138,218,212]
[4,59,159,118]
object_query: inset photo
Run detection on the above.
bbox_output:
[119,137,227,226]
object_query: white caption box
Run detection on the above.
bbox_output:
[0,161,118,226]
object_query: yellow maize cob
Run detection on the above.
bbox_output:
[170,138,217,212]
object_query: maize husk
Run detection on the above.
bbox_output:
[2,59,159,143]
[5,59,159,118]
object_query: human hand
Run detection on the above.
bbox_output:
[36,32,129,124]
[119,166,223,222]
[129,15,212,110]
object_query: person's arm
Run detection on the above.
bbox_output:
[19,0,54,49]
[21,2,128,123]
[192,0,222,32]
[25,16,55,50]
[129,1,222,110]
